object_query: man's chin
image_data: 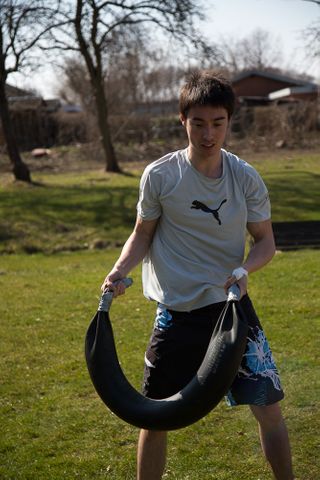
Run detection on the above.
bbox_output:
[199,145,218,156]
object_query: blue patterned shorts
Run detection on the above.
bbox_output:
[142,295,284,406]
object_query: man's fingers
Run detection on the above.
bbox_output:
[101,279,126,297]
[224,275,236,291]
[115,282,126,297]
[224,275,248,298]
[101,280,110,292]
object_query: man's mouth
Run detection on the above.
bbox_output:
[201,143,215,148]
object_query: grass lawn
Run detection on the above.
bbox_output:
[0,248,319,480]
[0,150,319,254]
[0,170,140,254]
[0,149,319,478]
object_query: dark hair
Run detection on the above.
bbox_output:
[179,70,235,119]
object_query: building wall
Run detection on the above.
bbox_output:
[288,92,318,101]
[232,75,298,97]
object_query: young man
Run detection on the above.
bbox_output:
[101,71,294,480]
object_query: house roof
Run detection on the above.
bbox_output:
[268,84,319,100]
[5,83,40,99]
[4,83,45,110]
[232,69,317,88]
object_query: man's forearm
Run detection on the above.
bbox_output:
[224,221,275,296]
[107,216,159,282]
[242,220,276,274]
[243,236,275,274]
[112,230,152,277]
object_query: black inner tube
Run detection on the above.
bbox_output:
[85,286,248,431]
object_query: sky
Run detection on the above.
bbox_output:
[202,0,319,75]
[9,0,320,99]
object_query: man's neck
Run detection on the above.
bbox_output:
[187,147,223,179]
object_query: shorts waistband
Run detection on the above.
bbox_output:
[163,294,250,325]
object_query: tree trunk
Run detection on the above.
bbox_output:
[93,78,121,173]
[0,80,31,182]
[74,0,120,173]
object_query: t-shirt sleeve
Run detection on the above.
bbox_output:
[245,167,271,222]
[137,167,162,220]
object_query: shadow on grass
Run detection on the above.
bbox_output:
[266,171,320,221]
[1,169,319,254]
[0,181,139,250]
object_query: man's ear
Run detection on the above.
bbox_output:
[179,113,186,126]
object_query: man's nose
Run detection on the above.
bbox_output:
[202,126,214,140]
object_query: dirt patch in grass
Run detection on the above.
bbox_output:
[0,138,186,177]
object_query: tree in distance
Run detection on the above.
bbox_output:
[50,0,212,173]
[0,0,60,182]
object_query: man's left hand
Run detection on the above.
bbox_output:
[224,274,247,298]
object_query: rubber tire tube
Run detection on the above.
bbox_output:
[85,299,248,431]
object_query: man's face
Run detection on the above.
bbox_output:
[180,105,230,160]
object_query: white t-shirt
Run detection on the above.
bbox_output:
[137,148,270,311]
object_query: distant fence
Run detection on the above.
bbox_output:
[0,108,87,151]
[1,99,318,152]
[273,221,320,250]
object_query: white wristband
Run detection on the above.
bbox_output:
[232,267,248,280]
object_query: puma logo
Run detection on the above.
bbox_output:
[191,199,227,225]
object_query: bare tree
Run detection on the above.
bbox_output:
[216,29,283,75]
[59,42,191,111]
[0,1,59,182]
[301,0,320,61]
[50,0,210,173]
[58,58,94,112]
[240,29,283,71]
[303,22,320,59]
[58,44,191,150]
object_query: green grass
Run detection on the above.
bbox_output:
[0,150,319,254]
[242,150,320,222]
[0,249,319,479]
[0,170,140,254]
[0,149,319,478]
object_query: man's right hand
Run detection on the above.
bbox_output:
[101,270,126,298]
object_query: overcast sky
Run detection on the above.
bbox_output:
[9,0,320,98]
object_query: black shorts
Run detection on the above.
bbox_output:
[142,295,284,406]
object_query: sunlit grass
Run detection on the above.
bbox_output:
[0,249,319,479]
[0,149,319,478]
[0,151,319,254]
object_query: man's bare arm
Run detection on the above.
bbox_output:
[224,219,276,296]
[243,219,276,273]
[101,215,159,296]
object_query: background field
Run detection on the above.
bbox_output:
[0,148,319,479]
[0,149,319,255]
